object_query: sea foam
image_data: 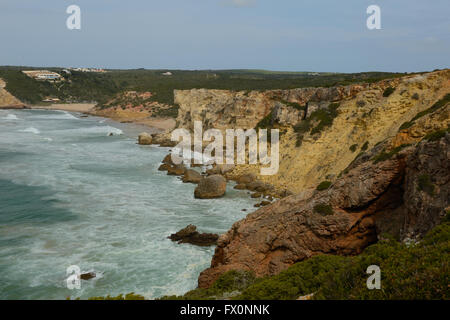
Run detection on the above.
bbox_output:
[20,127,40,134]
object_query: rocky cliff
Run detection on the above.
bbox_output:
[198,128,450,288]
[173,70,450,196]
[0,78,23,108]
[181,71,450,288]
[173,82,387,132]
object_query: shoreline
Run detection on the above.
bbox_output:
[1,103,176,133]
[30,103,96,113]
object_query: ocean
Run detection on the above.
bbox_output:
[0,109,257,299]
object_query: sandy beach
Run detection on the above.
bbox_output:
[31,103,96,113]
[29,103,176,132]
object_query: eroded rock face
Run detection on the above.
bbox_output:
[221,70,450,194]
[198,136,450,288]
[151,132,176,147]
[401,134,450,240]
[173,84,377,133]
[194,175,227,199]
[272,103,304,126]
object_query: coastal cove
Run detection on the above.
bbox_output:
[0,109,259,299]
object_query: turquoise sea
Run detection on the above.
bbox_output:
[0,109,257,299]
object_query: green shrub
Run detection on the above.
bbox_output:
[399,121,414,131]
[279,99,307,112]
[239,255,350,300]
[159,270,256,300]
[372,144,410,164]
[417,174,435,196]
[293,121,311,134]
[309,103,340,135]
[313,203,334,216]
[361,141,369,151]
[411,93,450,122]
[412,93,420,100]
[356,100,366,108]
[153,105,179,118]
[398,94,449,133]
[423,127,449,142]
[383,87,395,97]
[256,111,274,129]
[316,181,332,191]
[349,144,358,152]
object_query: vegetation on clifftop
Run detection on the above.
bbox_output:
[0,66,407,106]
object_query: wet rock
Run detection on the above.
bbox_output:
[167,164,186,176]
[182,169,202,184]
[194,175,227,199]
[80,272,96,280]
[162,154,174,165]
[247,181,266,192]
[138,132,152,145]
[251,192,262,198]
[237,173,257,185]
[206,164,235,176]
[234,184,247,190]
[169,225,219,247]
[158,163,171,171]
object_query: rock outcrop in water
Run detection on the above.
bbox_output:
[169,225,219,246]
[182,169,202,184]
[138,132,153,145]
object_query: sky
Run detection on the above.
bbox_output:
[0,0,449,72]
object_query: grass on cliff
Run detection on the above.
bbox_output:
[423,127,450,142]
[417,174,435,196]
[399,93,450,131]
[316,181,332,191]
[160,213,449,300]
[293,103,340,147]
[382,87,395,97]
[372,144,411,164]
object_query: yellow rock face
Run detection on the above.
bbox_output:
[229,70,450,194]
